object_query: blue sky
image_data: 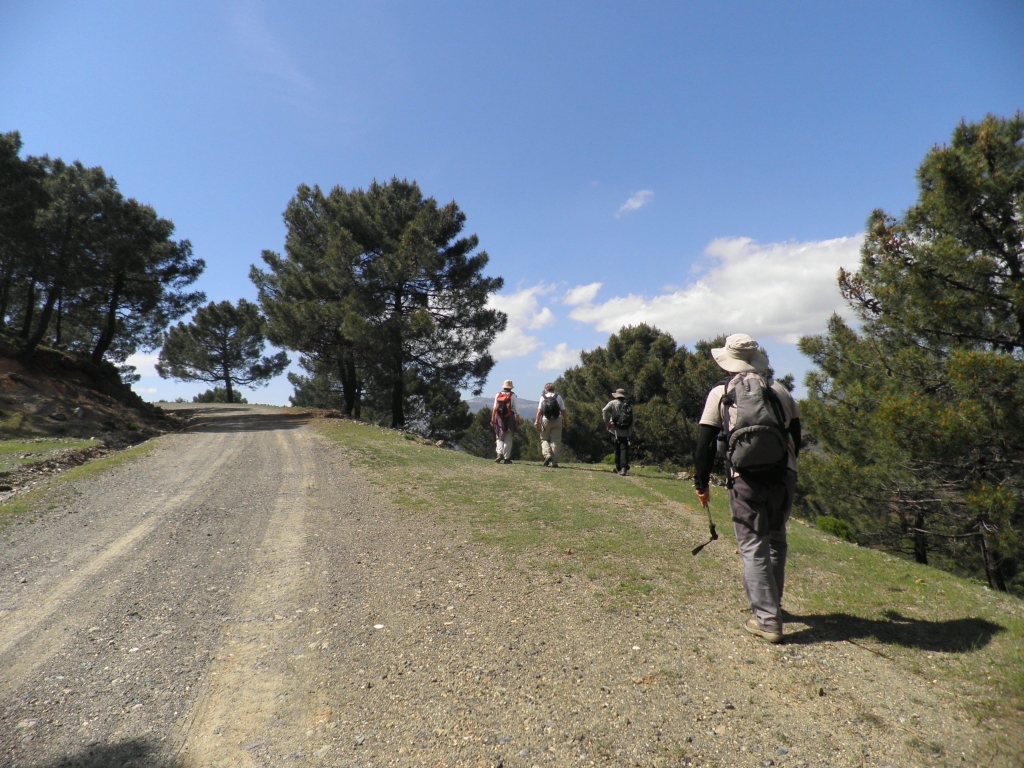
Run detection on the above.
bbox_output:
[2,1,1022,405]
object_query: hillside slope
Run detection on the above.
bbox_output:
[0,339,177,495]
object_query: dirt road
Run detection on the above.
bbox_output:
[0,406,1009,767]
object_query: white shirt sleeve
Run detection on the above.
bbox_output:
[699,385,726,428]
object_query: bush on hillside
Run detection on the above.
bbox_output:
[193,387,248,404]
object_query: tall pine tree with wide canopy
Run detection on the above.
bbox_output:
[253,178,506,429]
[799,113,1024,593]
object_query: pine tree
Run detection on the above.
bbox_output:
[157,300,288,403]
[253,178,506,428]
[799,113,1024,593]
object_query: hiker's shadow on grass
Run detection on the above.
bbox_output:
[26,738,171,768]
[783,610,1004,652]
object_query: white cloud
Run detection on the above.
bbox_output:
[536,343,581,372]
[487,285,556,360]
[563,282,602,307]
[136,387,159,395]
[568,235,863,345]
[529,307,555,330]
[125,354,160,379]
[616,190,653,218]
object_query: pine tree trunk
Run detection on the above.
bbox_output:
[389,292,405,428]
[54,290,63,347]
[21,282,59,355]
[339,350,358,416]
[20,279,35,339]
[913,512,928,565]
[0,275,10,330]
[91,277,123,363]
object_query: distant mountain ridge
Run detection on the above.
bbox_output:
[465,396,539,414]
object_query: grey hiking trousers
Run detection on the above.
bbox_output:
[729,470,797,634]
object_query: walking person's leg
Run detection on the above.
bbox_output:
[549,423,562,466]
[616,436,630,474]
[768,471,797,603]
[730,476,783,639]
[540,420,553,465]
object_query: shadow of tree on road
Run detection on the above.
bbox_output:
[186,412,314,434]
[783,610,1004,652]
[25,739,174,768]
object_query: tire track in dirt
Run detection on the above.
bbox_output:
[0,431,240,691]
[176,429,315,767]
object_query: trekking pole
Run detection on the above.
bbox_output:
[691,493,718,556]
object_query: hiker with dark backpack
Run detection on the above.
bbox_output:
[602,388,634,475]
[491,379,521,464]
[694,334,801,644]
[534,383,568,467]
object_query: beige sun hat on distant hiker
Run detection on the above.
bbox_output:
[711,333,769,374]
[503,380,514,390]
[611,388,627,399]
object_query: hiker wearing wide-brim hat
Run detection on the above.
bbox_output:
[490,380,521,464]
[710,333,770,374]
[601,389,634,475]
[694,333,802,644]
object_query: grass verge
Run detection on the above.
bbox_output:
[0,437,98,473]
[316,419,1024,730]
[0,440,157,527]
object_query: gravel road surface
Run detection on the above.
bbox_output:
[0,405,1009,767]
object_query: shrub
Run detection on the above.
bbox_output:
[816,516,858,543]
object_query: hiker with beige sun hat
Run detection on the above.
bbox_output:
[490,379,521,464]
[694,333,802,644]
[601,388,634,475]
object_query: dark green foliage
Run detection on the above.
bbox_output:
[816,516,858,543]
[457,407,498,459]
[799,114,1024,594]
[157,300,288,404]
[403,376,474,444]
[288,357,348,410]
[193,387,248,404]
[555,324,775,468]
[253,178,506,430]
[0,135,203,363]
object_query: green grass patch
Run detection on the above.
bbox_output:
[0,437,97,473]
[316,419,1024,729]
[0,440,156,527]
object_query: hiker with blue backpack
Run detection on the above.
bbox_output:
[534,383,568,467]
[602,388,634,476]
[693,334,801,644]
[491,379,521,464]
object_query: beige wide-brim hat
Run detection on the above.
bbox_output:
[611,388,627,399]
[711,333,769,373]
[502,380,514,390]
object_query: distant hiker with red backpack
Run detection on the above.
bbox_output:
[491,379,521,464]
[534,383,567,467]
[694,334,801,644]
[602,388,634,475]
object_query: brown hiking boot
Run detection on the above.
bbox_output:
[543,457,551,467]
[744,618,783,644]
[495,456,503,463]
